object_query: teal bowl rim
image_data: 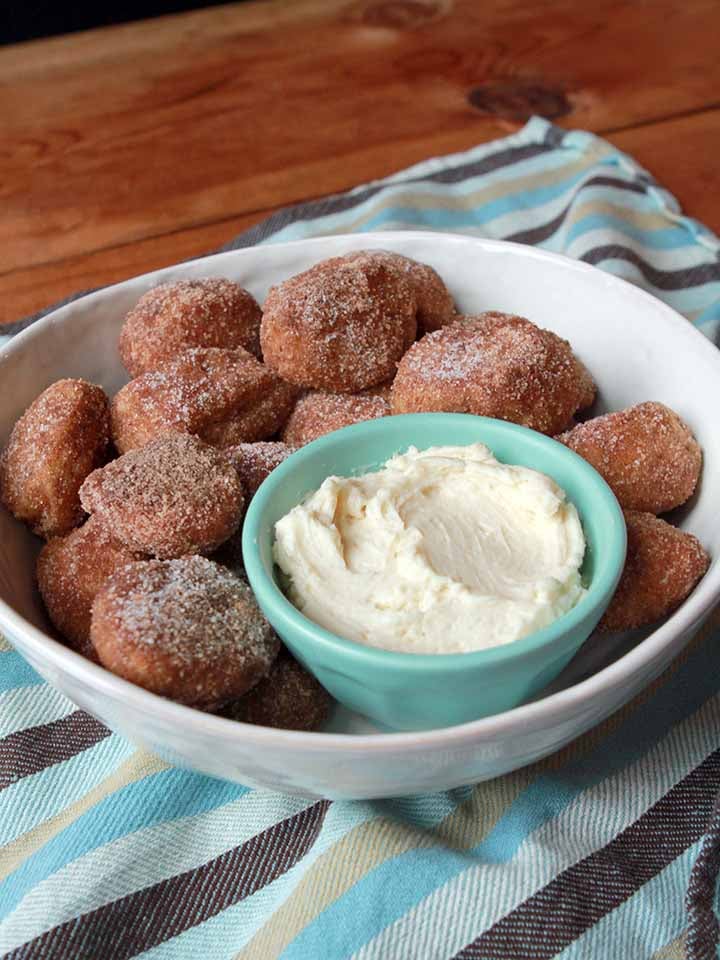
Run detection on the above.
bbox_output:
[242,413,627,673]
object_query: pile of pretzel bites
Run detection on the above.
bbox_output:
[0,251,709,728]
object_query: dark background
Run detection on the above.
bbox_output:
[3,1,243,45]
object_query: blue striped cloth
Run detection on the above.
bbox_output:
[1,116,720,960]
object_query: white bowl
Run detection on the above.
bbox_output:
[1,231,719,800]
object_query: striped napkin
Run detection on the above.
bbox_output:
[2,116,720,960]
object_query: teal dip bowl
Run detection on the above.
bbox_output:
[242,414,627,731]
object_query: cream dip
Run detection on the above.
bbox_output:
[273,443,586,655]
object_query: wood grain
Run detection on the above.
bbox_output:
[608,112,720,226]
[3,106,718,325]
[1,0,718,323]
[0,209,271,323]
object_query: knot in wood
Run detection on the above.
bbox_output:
[347,0,448,29]
[467,80,572,121]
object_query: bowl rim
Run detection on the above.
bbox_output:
[241,412,627,672]
[1,229,719,754]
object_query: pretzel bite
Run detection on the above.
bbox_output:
[36,516,145,660]
[556,402,701,514]
[260,254,417,392]
[224,441,297,498]
[111,347,298,453]
[224,649,332,731]
[80,434,244,558]
[364,380,394,401]
[599,511,709,631]
[0,379,110,538]
[212,442,297,571]
[209,533,246,576]
[281,389,390,446]
[119,278,262,376]
[344,250,456,334]
[91,556,280,707]
[391,313,595,435]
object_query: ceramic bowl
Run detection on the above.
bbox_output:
[1,231,719,798]
[243,413,626,730]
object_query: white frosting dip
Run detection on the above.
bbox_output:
[273,444,586,654]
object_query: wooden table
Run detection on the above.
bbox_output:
[2,0,718,326]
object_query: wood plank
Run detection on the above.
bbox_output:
[3,107,718,326]
[608,113,720,231]
[2,0,719,279]
[0,209,269,324]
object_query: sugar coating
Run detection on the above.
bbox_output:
[91,556,280,705]
[224,441,297,498]
[363,379,394,400]
[224,648,332,730]
[202,380,298,448]
[36,516,145,659]
[556,401,701,514]
[260,254,417,392]
[282,389,390,446]
[211,442,297,573]
[80,434,244,558]
[119,278,262,376]
[343,249,456,334]
[392,312,596,435]
[111,347,298,453]
[0,378,110,538]
[599,511,709,631]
